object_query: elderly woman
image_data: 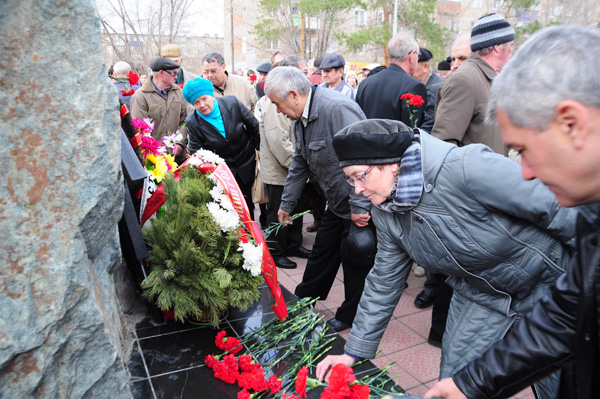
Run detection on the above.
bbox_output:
[316,119,577,399]
[182,78,260,219]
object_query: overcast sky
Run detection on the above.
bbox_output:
[95,0,224,37]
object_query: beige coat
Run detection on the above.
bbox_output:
[432,53,507,156]
[213,73,257,114]
[130,77,187,146]
[254,96,295,185]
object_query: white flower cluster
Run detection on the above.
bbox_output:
[188,149,225,167]
[161,129,183,150]
[238,242,263,277]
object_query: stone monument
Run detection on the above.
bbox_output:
[1,0,131,397]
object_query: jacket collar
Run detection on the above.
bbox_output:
[467,52,497,81]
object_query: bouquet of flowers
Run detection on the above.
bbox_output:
[140,150,265,326]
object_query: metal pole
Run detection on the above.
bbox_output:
[393,0,398,37]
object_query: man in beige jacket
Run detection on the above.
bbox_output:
[432,13,514,156]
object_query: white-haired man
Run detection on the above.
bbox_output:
[426,24,600,399]
[356,30,428,129]
[265,66,373,333]
[112,60,138,108]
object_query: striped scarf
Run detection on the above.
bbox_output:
[378,141,423,213]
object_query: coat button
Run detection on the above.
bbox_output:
[416,216,424,223]
[443,255,451,263]
[426,183,433,190]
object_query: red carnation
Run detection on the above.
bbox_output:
[120,89,135,96]
[351,383,370,399]
[409,95,425,107]
[238,355,260,372]
[267,375,282,394]
[400,93,414,100]
[295,366,309,398]
[215,330,228,349]
[237,390,251,399]
[128,70,139,86]
[205,354,218,368]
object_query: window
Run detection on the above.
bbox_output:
[266,39,278,50]
[326,39,338,53]
[493,0,503,10]
[355,10,366,26]
[472,0,482,8]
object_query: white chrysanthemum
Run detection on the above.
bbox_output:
[238,242,263,277]
[207,202,240,232]
[209,185,235,212]
[195,149,224,165]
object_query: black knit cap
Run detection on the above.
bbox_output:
[333,119,414,167]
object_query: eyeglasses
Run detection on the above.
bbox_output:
[202,67,221,75]
[409,49,420,58]
[346,165,375,187]
[163,70,179,77]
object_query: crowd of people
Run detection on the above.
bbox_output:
[109,14,600,399]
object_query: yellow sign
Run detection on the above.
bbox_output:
[347,62,370,73]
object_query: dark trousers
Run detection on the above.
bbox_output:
[237,175,254,221]
[423,271,446,296]
[265,184,303,257]
[304,180,326,225]
[295,209,373,324]
[428,280,452,343]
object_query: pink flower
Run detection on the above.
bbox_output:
[140,135,164,157]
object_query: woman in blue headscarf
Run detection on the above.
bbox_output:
[183,78,260,219]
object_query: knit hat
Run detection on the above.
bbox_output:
[333,119,414,167]
[182,78,214,105]
[470,13,516,52]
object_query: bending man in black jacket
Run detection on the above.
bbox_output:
[426,25,600,399]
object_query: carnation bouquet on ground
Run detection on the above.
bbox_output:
[140,151,264,326]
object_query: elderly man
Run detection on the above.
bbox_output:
[254,57,312,270]
[130,56,187,162]
[432,14,513,155]
[201,52,257,113]
[425,24,600,399]
[264,67,373,332]
[112,60,138,108]
[160,43,199,86]
[449,34,471,74]
[356,30,428,129]
[320,54,355,100]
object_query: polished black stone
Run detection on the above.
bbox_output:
[129,284,404,398]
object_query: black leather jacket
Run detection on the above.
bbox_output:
[454,203,600,399]
[186,96,259,186]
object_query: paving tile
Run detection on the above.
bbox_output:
[376,319,426,356]
[384,343,441,384]
[398,308,433,339]
[371,355,422,390]
[315,283,345,312]
[511,387,535,399]
[393,292,430,318]
[406,382,435,398]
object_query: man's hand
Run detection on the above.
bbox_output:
[172,143,185,157]
[278,209,291,225]
[316,354,356,383]
[424,377,467,399]
[351,212,370,227]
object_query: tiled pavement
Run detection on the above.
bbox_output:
[128,211,535,399]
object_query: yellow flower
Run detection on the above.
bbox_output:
[148,156,169,183]
[165,154,178,171]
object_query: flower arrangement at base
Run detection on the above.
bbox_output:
[140,161,263,326]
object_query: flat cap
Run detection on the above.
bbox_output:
[418,48,433,62]
[333,119,414,167]
[320,54,345,70]
[257,62,272,73]
[150,57,181,72]
[160,44,182,60]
